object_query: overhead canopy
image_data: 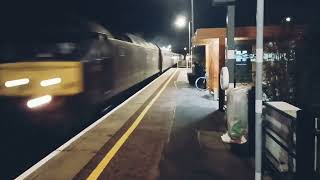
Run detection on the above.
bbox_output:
[193,25,305,46]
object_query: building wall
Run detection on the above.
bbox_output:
[205,39,220,98]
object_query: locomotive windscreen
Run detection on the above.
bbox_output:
[0,32,98,63]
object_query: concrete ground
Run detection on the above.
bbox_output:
[20,68,254,180]
[157,70,254,180]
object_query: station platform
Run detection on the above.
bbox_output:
[17,68,254,180]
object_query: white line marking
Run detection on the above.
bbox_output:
[227,50,235,59]
[255,100,263,114]
[15,69,176,180]
[255,172,262,180]
[256,48,263,63]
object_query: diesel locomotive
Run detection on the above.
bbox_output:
[0,20,180,134]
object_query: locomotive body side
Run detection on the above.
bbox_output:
[107,38,160,97]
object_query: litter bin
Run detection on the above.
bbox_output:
[222,87,251,144]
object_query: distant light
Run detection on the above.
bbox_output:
[5,78,30,88]
[40,77,62,87]
[161,45,172,51]
[285,17,291,22]
[184,47,187,51]
[174,16,187,29]
[27,95,52,109]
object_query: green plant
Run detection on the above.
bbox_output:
[263,39,297,104]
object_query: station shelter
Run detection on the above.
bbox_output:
[192,25,304,109]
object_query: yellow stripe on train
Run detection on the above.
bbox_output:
[0,61,84,96]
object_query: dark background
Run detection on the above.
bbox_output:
[0,0,318,51]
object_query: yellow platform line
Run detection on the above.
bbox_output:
[87,69,178,180]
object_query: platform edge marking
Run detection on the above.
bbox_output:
[86,69,178,180]
[15,68,176,180]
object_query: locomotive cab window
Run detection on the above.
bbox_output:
[0,32,98,62]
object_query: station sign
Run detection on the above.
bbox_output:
[212,0,236,6]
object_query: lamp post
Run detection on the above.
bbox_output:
[188,21,191,70]
[190,0,194,72]
[173,0,194,71]
[255,0,264,179]
[191,0,194,35]
[174,15,191,70]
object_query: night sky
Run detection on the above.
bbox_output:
[1,0,318,51]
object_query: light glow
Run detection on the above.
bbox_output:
[285,17,291,22]
[5,78,30,88]
[174,16,187,29]
[161,45,172,52]
[40,77,62,87]
[27,95,52,109]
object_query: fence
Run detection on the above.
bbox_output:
[296,109,319,180]
[262,103,320,180]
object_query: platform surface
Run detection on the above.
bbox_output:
[18,68,254,180]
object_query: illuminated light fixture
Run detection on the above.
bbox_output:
[285,17,291,22]
[174,16,187,29]
[5,78,30,88]
[27,95,52,109]
[40,77,62,87]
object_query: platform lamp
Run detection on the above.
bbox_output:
[190,0,194,72]
[174,15,191,70]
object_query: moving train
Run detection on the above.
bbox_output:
[0,20,181,134]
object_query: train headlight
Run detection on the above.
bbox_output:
[5,78,30,88]
[27,95,52,109]
[40,77,62,87]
